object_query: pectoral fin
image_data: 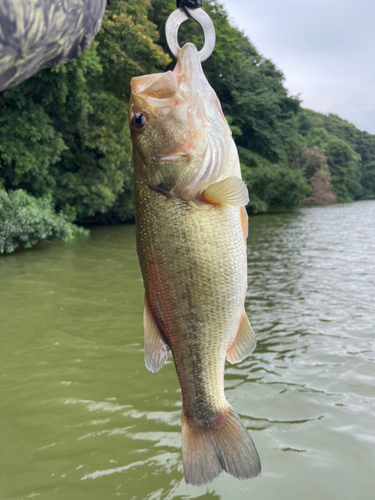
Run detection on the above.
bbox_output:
[143,300,170,373]
[203,177,249,206]
[227,311,256,364]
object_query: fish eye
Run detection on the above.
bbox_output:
[132,112,147,131]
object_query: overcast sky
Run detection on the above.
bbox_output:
[220,0,375,134]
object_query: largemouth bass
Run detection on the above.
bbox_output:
[129,43,261,486]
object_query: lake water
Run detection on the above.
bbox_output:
[1,201,374,500]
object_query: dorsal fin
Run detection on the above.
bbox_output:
[143,300,170,373]
[203,177,249,206]
[227,311,256,364]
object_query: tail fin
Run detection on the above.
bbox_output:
[181,405,261,486]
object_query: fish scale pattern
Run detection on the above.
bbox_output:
[0,0,106,92]
[135,174,247,424]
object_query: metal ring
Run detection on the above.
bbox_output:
[165,7,216,62]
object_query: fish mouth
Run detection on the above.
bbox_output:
[131,71,179,99]
[130,43,201,100]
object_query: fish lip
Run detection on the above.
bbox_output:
[130,73,166,96]
[131,44,201,99]
[131,71,179,98]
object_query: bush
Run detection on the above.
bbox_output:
[239,147,311,213]
[0,189,87,254]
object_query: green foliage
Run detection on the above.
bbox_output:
[297,112,363,201]
[324,137,362,202]
[1,0,375,254]
[229,54,301,165]
[239,147,311,213]
[0,93,66,197]
[297,109,375,200]
[305,126,331,149]
[0,0,170,244]
[96,0,171,102]
[0,189,87,254]
[360,161,375,199]
[225,116,243,138]
[289,144,328,179]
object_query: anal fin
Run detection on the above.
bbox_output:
[143,300,170,373]
[227,311,256,364]
[203,176,249,206]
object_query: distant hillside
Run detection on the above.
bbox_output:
[296,109,375,201]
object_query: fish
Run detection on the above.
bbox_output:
[129,43,261,486]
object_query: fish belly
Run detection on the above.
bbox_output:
[135,177,246,420]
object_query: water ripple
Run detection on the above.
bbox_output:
[1,204,375,499]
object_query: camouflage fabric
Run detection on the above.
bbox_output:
[0,0,107,92]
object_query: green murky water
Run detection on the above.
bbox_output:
[1,201,374,500]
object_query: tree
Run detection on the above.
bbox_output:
[0,0,170,254]
[324,137,362,202]
[297,108,375,199]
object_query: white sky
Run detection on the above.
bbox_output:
[220,0,375,134]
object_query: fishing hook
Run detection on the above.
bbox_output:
[165,0,216,62]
